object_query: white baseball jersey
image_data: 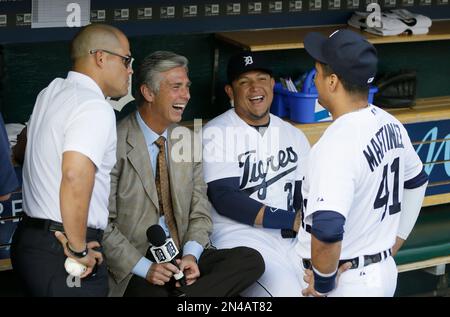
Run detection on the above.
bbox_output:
[296,105,423,260]
[203,109,310,224]
[203,109,310,296]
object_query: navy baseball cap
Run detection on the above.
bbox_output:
[227,51,273,83]
[304,29,378,86]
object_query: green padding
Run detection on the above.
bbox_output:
[395,243,450,265]
[395,205,450,265]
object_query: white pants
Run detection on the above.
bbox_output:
[211,225,304,297]
[301,256,398,297]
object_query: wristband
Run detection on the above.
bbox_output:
[262,206,296,229]
[312,265,337,295]
[66,242,88,258]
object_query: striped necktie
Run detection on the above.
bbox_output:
[154,136,180,249]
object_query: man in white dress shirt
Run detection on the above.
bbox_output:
[11,24,133,296]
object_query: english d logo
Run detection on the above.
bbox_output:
[243,56,253,66]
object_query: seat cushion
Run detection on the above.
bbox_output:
[395,203,450,265]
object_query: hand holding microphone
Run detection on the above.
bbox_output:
[146,224,187,287]
[177,254,200,286]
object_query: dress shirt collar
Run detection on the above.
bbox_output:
[136,111,168,147]
[66,71,105,98]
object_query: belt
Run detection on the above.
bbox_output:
[302,249,392,270]
[20,214,104,241]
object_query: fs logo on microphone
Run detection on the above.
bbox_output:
[166,240,178,257]
[153,248,168,262]
[150,238,178,263]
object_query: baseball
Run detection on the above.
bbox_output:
[64,257,87,277]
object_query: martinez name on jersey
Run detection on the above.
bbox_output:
[363,119,405,172]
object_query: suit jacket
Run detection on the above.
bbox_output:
[102,112,212,297]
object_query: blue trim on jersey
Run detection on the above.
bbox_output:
[404,168,429,189]
[293,180,303,212]
[207,177,263,226]
[311,210,345,243]
[262,207,296,230]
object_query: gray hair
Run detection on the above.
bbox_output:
[135,51,188,106]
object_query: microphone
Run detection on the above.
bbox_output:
[146,224,187,286]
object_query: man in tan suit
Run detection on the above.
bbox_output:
[103,51,264,297]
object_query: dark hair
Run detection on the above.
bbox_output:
[320,62,369,97]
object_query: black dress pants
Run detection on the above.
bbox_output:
[123,246,265,297]
[10,219,108,297]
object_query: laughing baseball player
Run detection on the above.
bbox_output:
[296,29,429,297]
[202,51,311,296]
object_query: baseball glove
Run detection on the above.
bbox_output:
[373,70,417,108]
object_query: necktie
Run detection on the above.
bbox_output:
[154,136,180,249]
